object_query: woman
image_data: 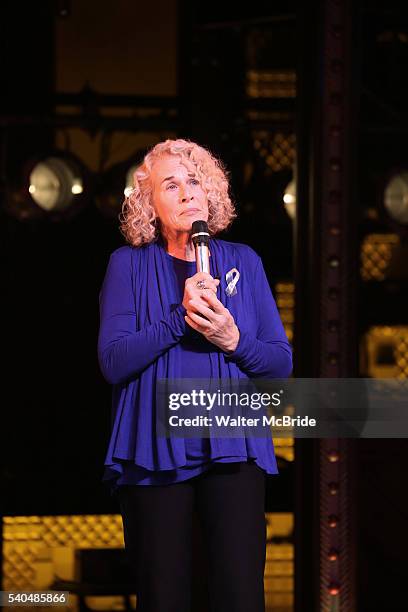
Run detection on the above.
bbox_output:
[97,138,292,612]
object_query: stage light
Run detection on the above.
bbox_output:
[283,179,296,220]
[28,157,84,212]
[384,171,408,225]
[95,151,146,219]
[124,165,138,198]
[4,151,88,221]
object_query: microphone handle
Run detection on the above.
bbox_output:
[195,244,210,274]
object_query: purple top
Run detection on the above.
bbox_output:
[114,254,247,486]
[97,237,293,493]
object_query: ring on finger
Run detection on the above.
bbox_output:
[196,280,207,290]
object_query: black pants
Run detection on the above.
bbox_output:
[116,461,267,612]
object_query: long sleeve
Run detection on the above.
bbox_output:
[224,255,293,378]
[97,248,187,385]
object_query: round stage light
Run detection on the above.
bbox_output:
[4,151,88,222]
[29,157,84,212]
[384,171,408,225]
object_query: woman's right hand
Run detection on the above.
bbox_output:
[182,272,220,312]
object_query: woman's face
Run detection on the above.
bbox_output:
[150,154,209,235]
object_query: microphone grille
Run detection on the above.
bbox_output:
[191,220,210,245]
[191,220,209,234]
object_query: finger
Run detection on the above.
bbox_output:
[200,291,226,314]
[188,299,217,321]
[191,276,219,289]
[191,272,217,283]
[190,283,218,298]
[186,310,212,329]
[185,313,209,332]
[203,284,219,295]
[196,280,218,291]
[190,274,220,291]
[185,315,201,331]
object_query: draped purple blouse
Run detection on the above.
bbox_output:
[97,237,292,493]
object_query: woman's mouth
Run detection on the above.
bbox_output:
[181,208,201,215]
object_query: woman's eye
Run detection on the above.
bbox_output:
[166,179,198,190]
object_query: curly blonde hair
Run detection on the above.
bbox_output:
[119,138,236,246]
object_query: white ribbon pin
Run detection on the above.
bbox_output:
[225,268,240,297]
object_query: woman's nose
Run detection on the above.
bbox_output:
[180,186,194,203]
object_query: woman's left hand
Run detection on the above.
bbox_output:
[185,291,240,353]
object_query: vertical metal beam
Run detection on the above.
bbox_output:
[295,0,358,610]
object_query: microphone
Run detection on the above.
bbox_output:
[191,220,210,274]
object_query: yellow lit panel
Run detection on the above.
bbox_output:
[3,512,294,612]
[361,325,408,379]
[361,233,400,281]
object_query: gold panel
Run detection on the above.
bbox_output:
[273,436,295,463]
[362,326,408,379]
[274,281,295,462]
[253,132,296,172]
[3,515,124,593]
[3,512,293,612]
[360,233,400,281]
[265,513,294,611]
[247,70,296,98]
[275,281,295,344]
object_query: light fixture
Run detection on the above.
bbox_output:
[283,179,296,220]
[29,157,84,212]
[383,171,408,226]
[123,165,138,198]
[4,151,88,221]
[95,151,146,219]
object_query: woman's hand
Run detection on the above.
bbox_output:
[182,272,220,311]
[185,291,240,353]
